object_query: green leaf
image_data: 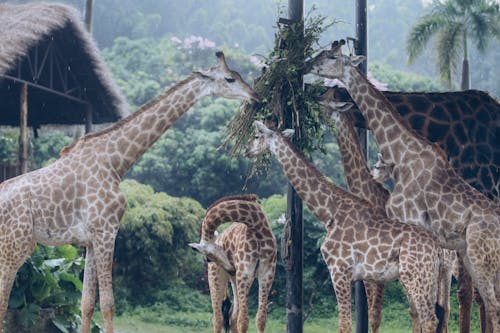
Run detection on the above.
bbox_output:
[51,317,70,333]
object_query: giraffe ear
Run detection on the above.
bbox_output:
[193,71,212,80]
[254,120,274,135]
[349,55,366,67]
[282,129,295,140]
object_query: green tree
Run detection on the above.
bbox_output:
[406,0,499,89]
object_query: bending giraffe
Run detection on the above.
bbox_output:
[0,52,258,333]
[319,89,456,333]
[309,40,500,333]
[189,194,277,333]
[246,120,446,333]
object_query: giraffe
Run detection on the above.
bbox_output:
[308,40,500,333]
[245,120,446,333]
[327,85,499,333]
[319,89,455,333]
[189,194,277,333]
[0,51,258,333]
[327,87,500,204]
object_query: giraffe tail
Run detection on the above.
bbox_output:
[434,248,449,333]
[222,294,232,333]
[435,303,445,333]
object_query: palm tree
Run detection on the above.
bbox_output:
[406,0,499,89]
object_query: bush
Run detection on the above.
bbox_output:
[113,179,206,308]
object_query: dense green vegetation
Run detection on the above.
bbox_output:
[0,0,497,331]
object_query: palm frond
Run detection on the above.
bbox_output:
[436,23,463,87]
[469,1,500,51]
[406,14,448,64]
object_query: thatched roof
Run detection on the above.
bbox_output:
[0,2,128,126]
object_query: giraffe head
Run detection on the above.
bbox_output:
[244,121,294,157]
[371,153,393,184]
[308,40,365,81]
[318,88,355,121]
[194,51,260,101]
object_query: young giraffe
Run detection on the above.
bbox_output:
[319,90,456,333]
[309,41,500,333]
[245,120,446,333]
[189,194,277,333]
[328,86,497,333]
[0,52,258,333]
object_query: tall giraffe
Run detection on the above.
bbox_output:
[245,120,446,333]
[328,87,500,203]
[320,90,456,332]
[328,85,497,333]
[0,52,258,333]
[189,194,277,333]
[309,41,500,333]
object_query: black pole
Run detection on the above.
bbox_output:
[355,1,369,333]
[285,1,304,333]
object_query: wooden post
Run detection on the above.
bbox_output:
[355,0,369,332]
[19,83,29,174]
[84,0,94,33]
[285,1,304,333]
[84,0,94,134]
[85,105,93,133]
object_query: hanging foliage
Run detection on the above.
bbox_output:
[224,9,335,179]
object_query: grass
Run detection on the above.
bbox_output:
[95,282,482,333]
[98,306,480,333]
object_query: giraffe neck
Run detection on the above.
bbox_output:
[332,111,389,208]
[269,135,354,225]
[69,75,206,177]
[344,66,427,165]
[201,200,270,243]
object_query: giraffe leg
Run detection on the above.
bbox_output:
[234,271,255,333]
[0,268,18,333]
[0,224,34,333]
[364,281,385,333]
[399,252,440,333]
[81,246,97,333]
[473,288,487,333]
[94,242,117,333]
[330,273,352,333]
[208,263,229,333]
[229,278,239,333]
[465,223,500,333]
[456,256,473,333]
[255,259,276,333]
[437,249,455,333]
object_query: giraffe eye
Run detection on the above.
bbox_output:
[225,77,236,83]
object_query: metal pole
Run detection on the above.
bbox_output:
[355,1,369,333]
[286,1,304,332]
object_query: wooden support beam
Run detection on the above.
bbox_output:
[19,83,29,174]
[85,105,93,133]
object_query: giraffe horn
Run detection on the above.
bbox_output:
[215,51,230,70]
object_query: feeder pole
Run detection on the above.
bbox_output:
[354,0,369,332]
[285,1,304,332]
